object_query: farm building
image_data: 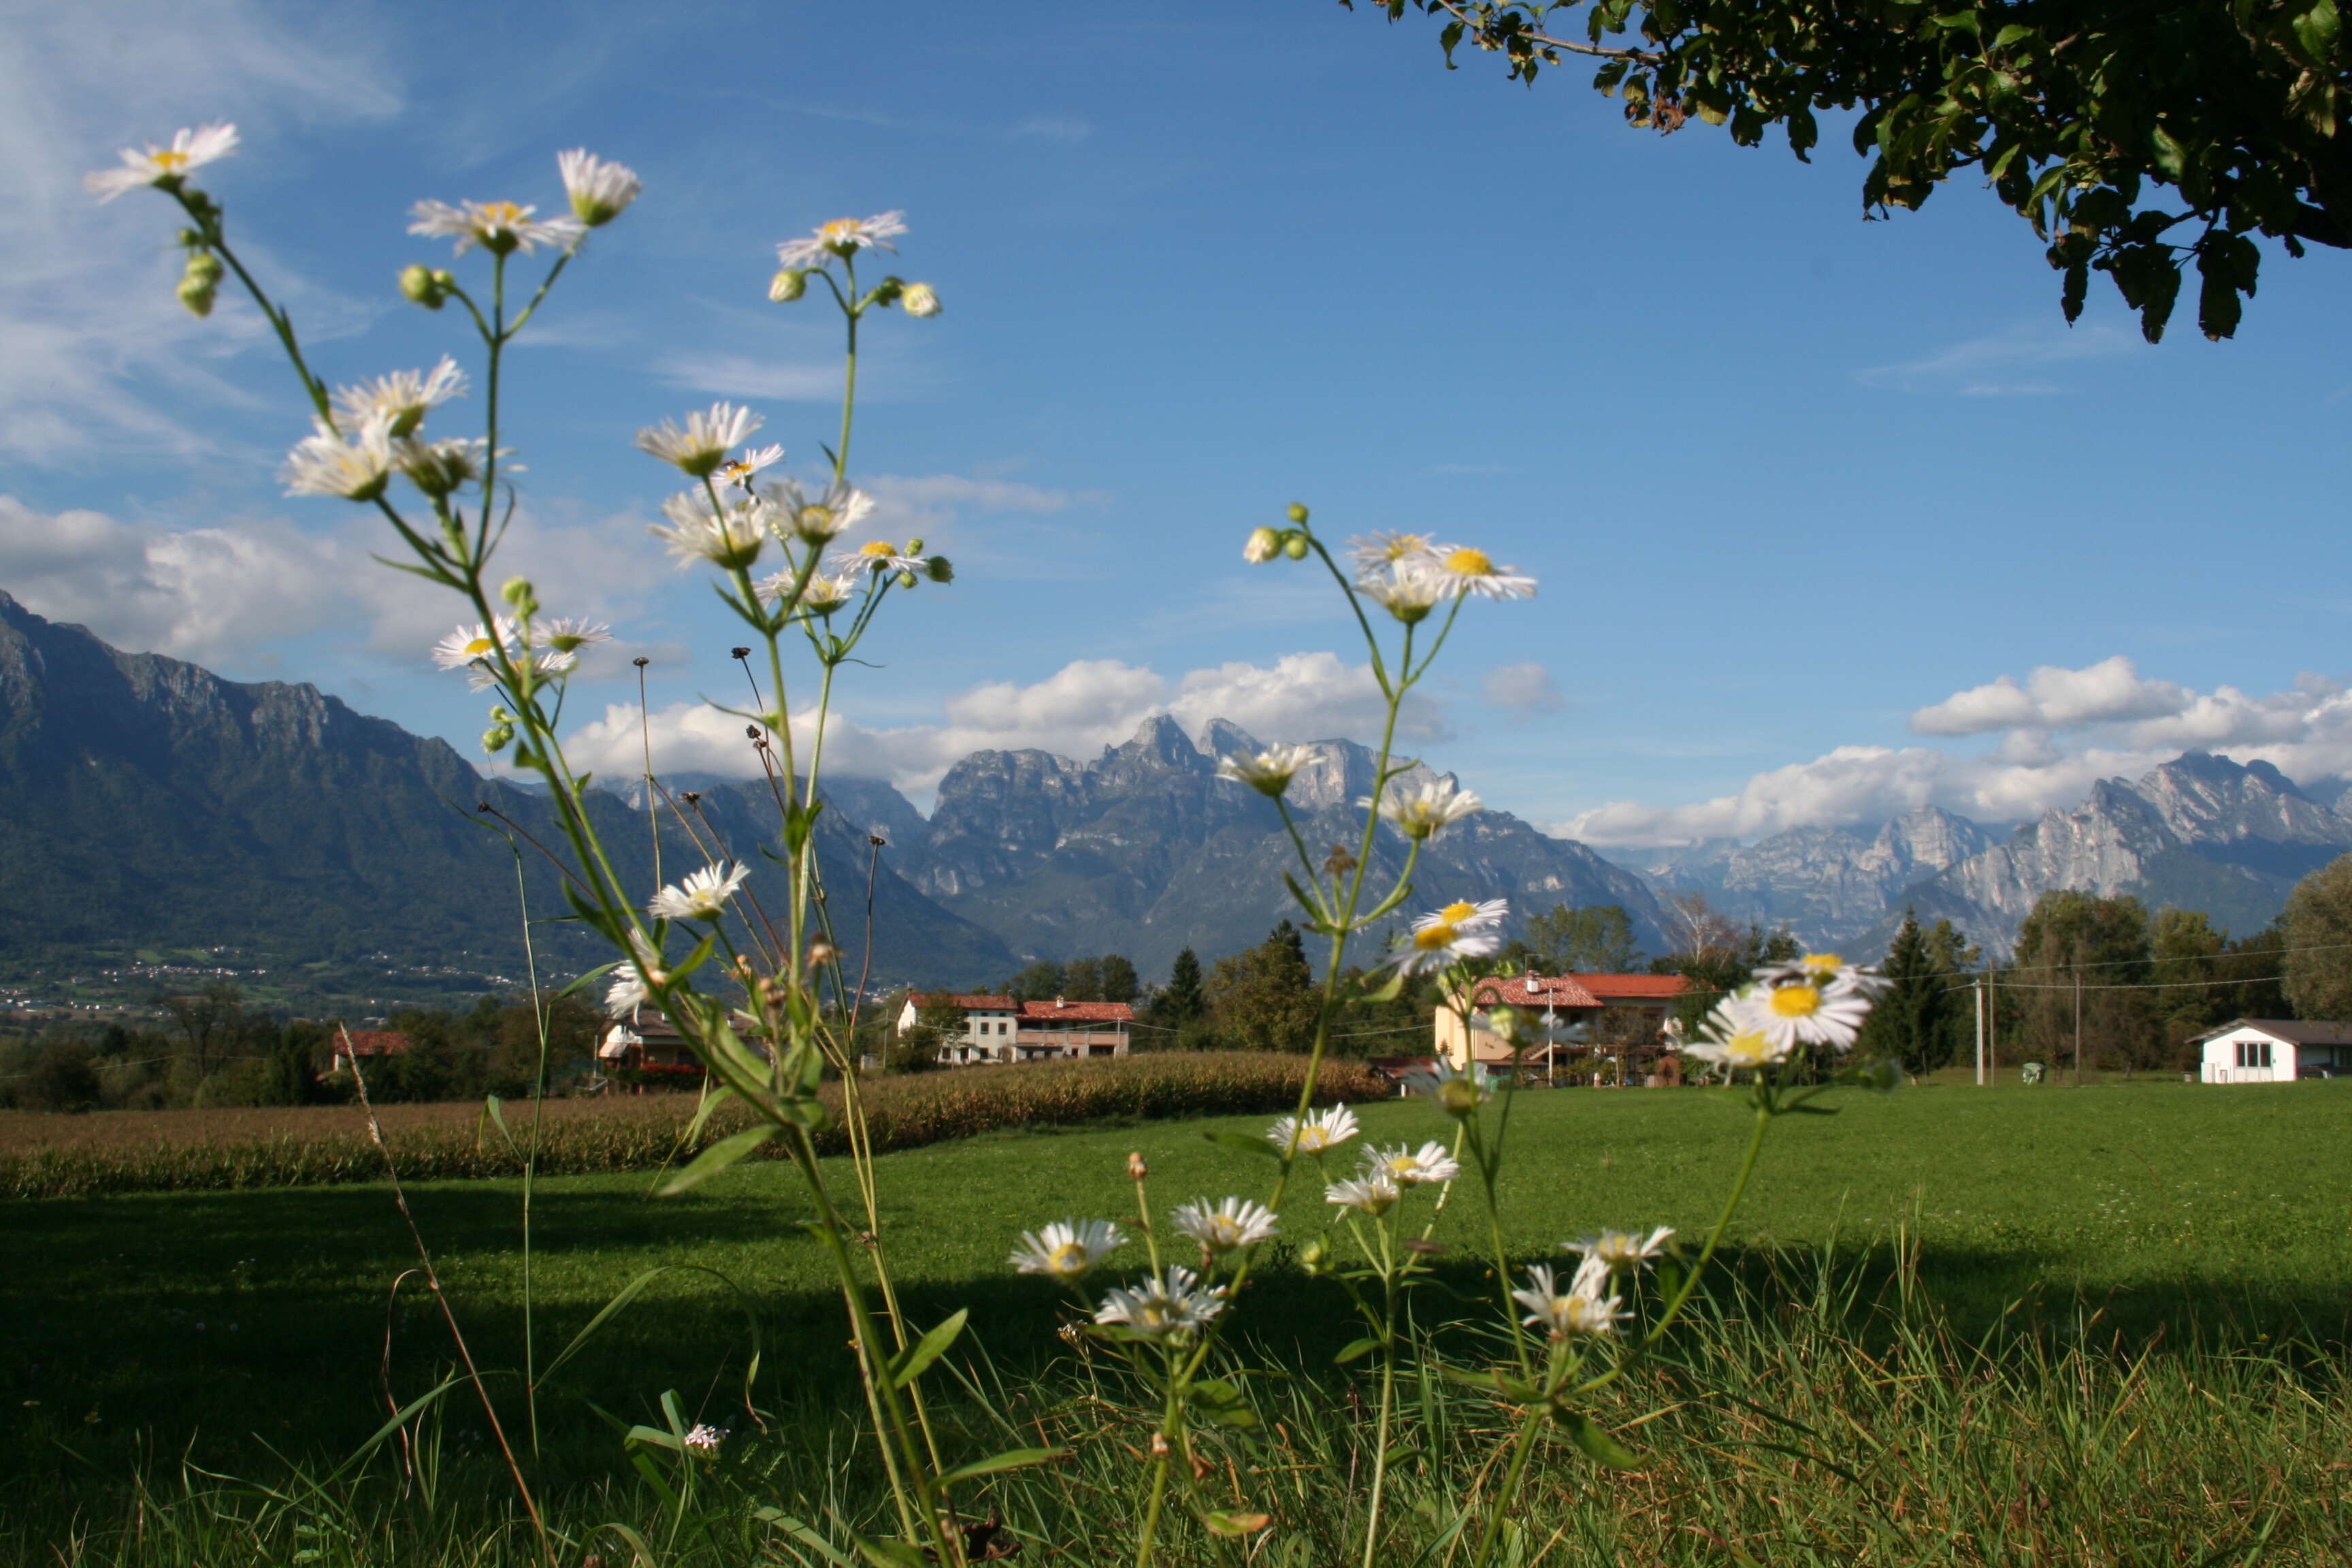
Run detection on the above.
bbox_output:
[598,1006,703,1081]
[327,1028,411,1076]
[898,993,1134,1066]
[2192,1019,2352,1083]
[1434,972,1692,1078]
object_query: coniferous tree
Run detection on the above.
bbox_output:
[1859,911,1957,1076]
[1098,954,1141,1006]
[1157,949,1207,1024]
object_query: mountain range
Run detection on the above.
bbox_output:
[6,589,2348,1007]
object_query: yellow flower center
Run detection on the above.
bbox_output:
[1206,1218,1241,1246]
[1724,1030,1772,1065]
[1768,984,1821,1019]
[858,540,895,557]
[819,218,860,241]
[1445,547,1494,576]
[1047,1242,1089,1275]
[1413,923,1460,951]
[1385,1155,1418,1178]
[152,149,191,172]
[1383,534,1431,561]
[1801,951,1844,974]
[798,504,832,532]
[1439,900,1478,924]
[477,201,527,231]
[1296,1127,1329,1152]
[462,636,497,657]
[716,459,753,483]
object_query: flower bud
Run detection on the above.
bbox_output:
[768,267,808,303]
[500,576,538,614]
[1127,1152,1149,1181]
[399,263,448,310]
[869,277,905,308]
[924,555,955,583]
[482,723,515,753]
[175,275,216,317]
[176,228,204,248]
[183,252,224,287]
[1282,534,1309,560]
[1243,526,1281,564]
[902,282,941,318]
[1437,1078,1484,1118]
[1287,502,1309,524]
[896,570,918,590]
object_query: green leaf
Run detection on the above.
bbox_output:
[1335,1337,1384,1365]
[1200,1510,1273,1537]
[1205,1129,1282,1161]
[478,1094,519,1159]
[1357,966,1407,1004]
[655,1125,775,1196]
[1989,22,2035,49]
[849,1536,928,1568]
[887,1308,968,1389]
[1189,1378,1260,1428]
[936,1446,1062,1486]
[752,1511,858,1568]
[1554,1409,1644,1469]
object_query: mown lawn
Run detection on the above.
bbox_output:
[5,1077,2347,1494]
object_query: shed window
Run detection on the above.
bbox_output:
[2234,1039,2273,1069]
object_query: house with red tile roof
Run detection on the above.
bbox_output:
[1435,971,1691,1077]
[899,992,1134,1066]
[327,1028,412,1076]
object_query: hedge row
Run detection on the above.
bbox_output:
[1,1053,1392,1200]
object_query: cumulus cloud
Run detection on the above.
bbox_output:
[0,493,662,672]
[1855,320,2144,398]
[564,649,1448,798]
[1561,657,2352,845]
[1481,660,1565,715]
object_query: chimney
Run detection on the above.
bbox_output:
[1054,995,1066,1009]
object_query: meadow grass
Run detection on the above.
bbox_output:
[5,1078,2349,1563]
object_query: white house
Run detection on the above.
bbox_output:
[2192,1018,2352,1083]
[898,992,1134,1066]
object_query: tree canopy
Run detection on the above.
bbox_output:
[1352,0,2349,340]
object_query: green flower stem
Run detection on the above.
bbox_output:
[1360,1218,1403,1568]
[835,257,860,485]
[171,191,331,422]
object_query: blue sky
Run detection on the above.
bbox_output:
[6,0,2350,845]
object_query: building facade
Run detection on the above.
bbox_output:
[899,993,1134,1066]
[1434,972,1692,1077]
[2193,1018,2352,1083]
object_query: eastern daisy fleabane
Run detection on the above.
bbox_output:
[604,932,668,1017]
[775,211,909,270]
[712,444,785,491]
[766,568,862,615]
[1325,1174,1402,1215]
[1383,907,1501,977]
[393,435,489,499]
[763,477,876,544]
[332,357,466,438]
[1358,559,1447,625]
[651,491,767,570]
[534,617,612,654]
[431,619,520,674]
[1512,1262,1629,1338]
[901,282,941,317]
[1412,898,1507,936]
[408,198,583,256]
[1365,1141,1461,1186]
[1760,951,1889,1000]
[1679,998,1788,1073]
[1347,531,1439,579]
[634,403,764,479]
[1171,1196,1279,1253]
[1218,745,1315,799]
[1093,1265,1228,1343]
[1267,1103,1358,1155]
[1569,1226,1675,1273]
[1242,526,1282,564]
[648,862,751,921]
[1401,1059,1494,1116]
[85,123,239,200]
[281,415,394,502]
[1742,974,1874,1053]
[1427,544,1536,600]
[1365,778,1482,840]
[832,538,926,575]
[556,149,641,227]
[1009,1218,1126,1281]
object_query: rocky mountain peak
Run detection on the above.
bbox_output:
[1195,717,1264,762]
[1097,715,1208,781]
[2133,751,2352,847]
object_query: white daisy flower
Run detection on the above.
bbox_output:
[1364,779,1482,840]
[1010,1218,1126,1281]
[763,568,862,614]
[651,491,767,570]
[85,122,239,201]
[393,434,488,499]
[762,476,876,543]
[604,932,668,1017]
[1512,1262,1628,1338]
[1759,951,1890,999]
[1568,1226,1675,1273]
[1364,1141,1460,1187]
[1745,976,1874,1054]
[1217,745,1314,800]
[1171,1196,1279,1253]
[556,148,641,227]
[534,617,611,654]
[1093,1265,1228,1343]
[1347,531,1439,578]
[713,444,785,491]
[1359,559,1447,625]
[332,357,466,438]
[831,538,927,575]
[1324,1175,1402,1216]
[280,415,394,502]
[1411,898,1507,936]
[1382,910,1500,977]
[648,862,751,921]
[900,281,941,316]
[1678,1000,1791,1074]
[1401,1059,1494,1116]
[634,403,764,479]
[775,211,909,270]
[408,198,583,257]
[1267,1104,1358,1155]
[431,619,520,673]
[1426,544,1536,600]
[681,1423,725,1456]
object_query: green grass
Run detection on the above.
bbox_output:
[5,1078,2349,1561]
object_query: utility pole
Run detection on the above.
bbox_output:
[2072,950,2085,1087]
[1974,973,1986,1088]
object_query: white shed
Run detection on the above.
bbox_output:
[2191,1018,2352,1083]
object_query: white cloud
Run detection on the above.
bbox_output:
[0,3,399,459]
[1481,660,1564,714]
[1857,320,2142,397]
[563,649,1449,798]
[1561,657,2352,845]
[651,353,843,402]
[1009,116,1091,144]
[1911,655,2189,734]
